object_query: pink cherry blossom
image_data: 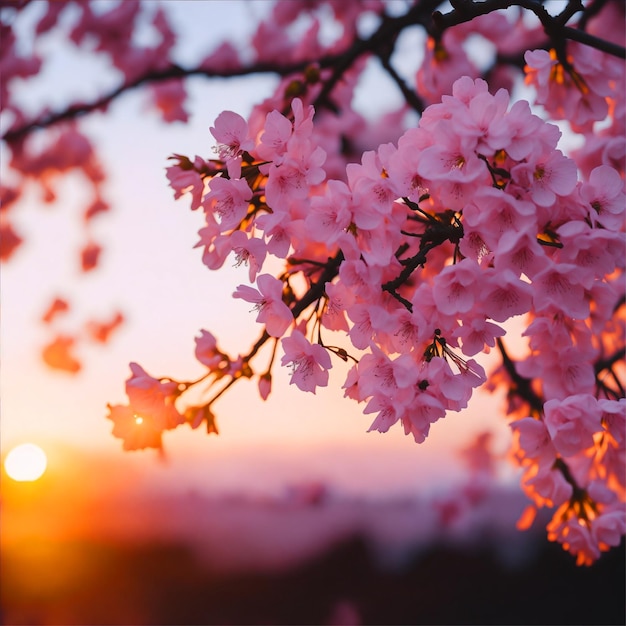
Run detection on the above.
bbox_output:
[401,391,447,444]
[195,329,225,370]
[591,507,626,550]
[512,149,578,208]
[547,513,601,566]
[210,110,253,160]
[579,165,625,229]
[258,372,272,400]
[229,230,267,282]
[106,404,163,451]
[281,330,332,393]
[432,259,482,316]
[479,269,533,322]
[125,362,184,429]
[532,261,590,320]
[233,274,293,338]
[523,464,573,508]
[203,176,252,230]
[453,317,505,357]
[543,394,602,457]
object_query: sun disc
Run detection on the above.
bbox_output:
[4,443,48,482]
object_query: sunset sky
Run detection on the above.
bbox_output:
[1,0,525,500]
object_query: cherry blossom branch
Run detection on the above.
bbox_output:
[289,252,344,318]
[495,337,544,415]
[594,347,626,398]
[383,205,464,311]
[2,61,320,143]
[3,1,443,143]
[431,0,626,59]
[376,52,426,115]
[202,252,345,413]
[595,347,626,376]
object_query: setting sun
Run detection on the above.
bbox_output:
[4,443,48,482]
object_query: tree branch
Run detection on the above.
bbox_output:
[432,0,625,59]
[3,1,446,143]
[496,337,544,414]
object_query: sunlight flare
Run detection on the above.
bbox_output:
[4,443,48,482]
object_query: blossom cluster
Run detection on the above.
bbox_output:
[3,0,624,565]
[146,58,625,562]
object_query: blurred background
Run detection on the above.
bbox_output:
[1,2,624,624]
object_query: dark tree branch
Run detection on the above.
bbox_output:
[4,0,623,145]
[432,0,626,59]
[3,1,445,143]
[496,337,544,414]
[594,347,626,376]
[578,0,614,31]
[376,52,426,115]
[290,251,344,318]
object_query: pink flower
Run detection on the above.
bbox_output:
[512,150,577,207]
[210,110,253,160]
[524,49,560,102]
[543,394,602,457]
[257,108,293,163]
[555,221,622,284]
[106,404,163,451]
[107,362,185,451]
[548,513,601,566]
[265,160,308,208]
[254,210,294,258]
[233,274,293,337]
[306,179,353,245]
[416,124,484,185]
[165,162,204,210]
[347,149,396,230]
[462,188,537,252]
[479,269,533,322]
[401,391,447,444]
[321,280,353,332]
[591,508,626,550]
[281,330,332,393]
[125,362,184,430]
[492,227,547,278]
[432,259,482,316]
[532,261,590,320]
[346,303,378,350]
[203,176,252,230]
[524,464,573,508]
[599,398,626,446]
[416,35,478,105]
[357,345,417,398]
[265,143,326,211]
[229,230,267,282]
[423,355,485,411]
[195,329,225,370]
[539,346,597,400]
[365,387,414,435]
[195,221,235,271]
[258,372,272,400]
[579,165,625,229]
[453,317,505,356]
[510,417,555,469]
[151,79,188,123]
